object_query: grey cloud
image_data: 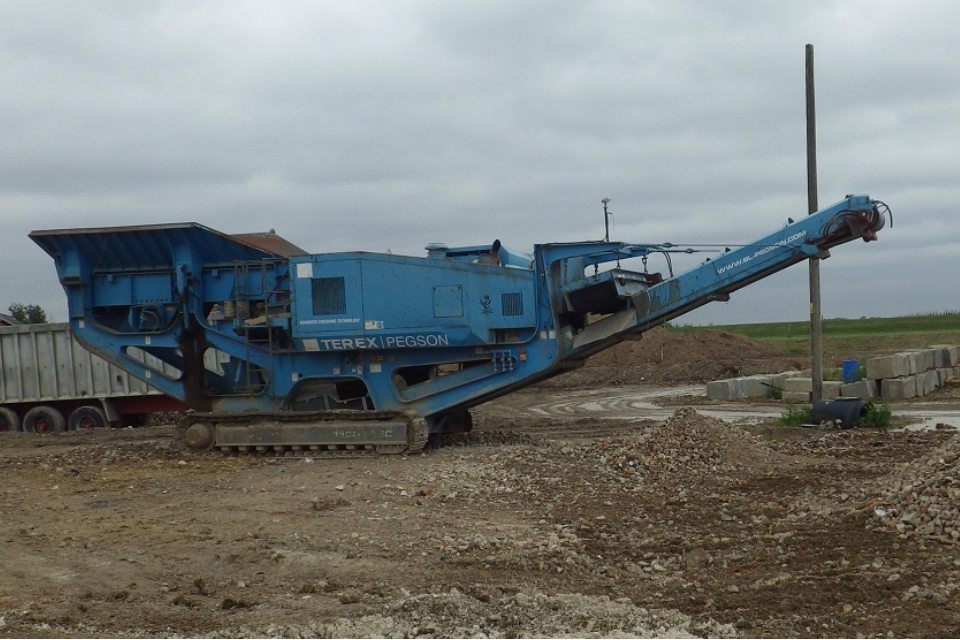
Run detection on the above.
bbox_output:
[2,1,958,322]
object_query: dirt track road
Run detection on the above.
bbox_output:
[1,384,959,638]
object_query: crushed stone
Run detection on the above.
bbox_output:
[873,432,960,542]
[585,408,785,486]
[217,589,738,638]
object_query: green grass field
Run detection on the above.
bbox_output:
[672,312,960,361]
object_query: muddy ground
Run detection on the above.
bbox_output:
[1,330,960,638]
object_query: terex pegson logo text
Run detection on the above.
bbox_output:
[315,334,451,350]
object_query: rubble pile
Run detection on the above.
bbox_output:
[590,408,783,486]
[874,433,960,541]
[224,588,737,638]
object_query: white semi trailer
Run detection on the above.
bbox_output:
[0,323,183,432]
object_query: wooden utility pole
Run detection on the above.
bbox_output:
[806,44,823,403]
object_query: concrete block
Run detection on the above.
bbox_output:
[919,369,940,395]
[782,391,811,403]
[904,352,919,375]
[866,354,910,380]
[914,373,925,397]
[768,372,793,389]
[707,377,778,400]
[784,377,813,393]
[881,376,916,400]
[706,379,739,401]
[932,348,949,369]
[840,379,878,400]
[938,367,954,386]
[741,376,774,398]
[904,349,935,373]
[822,381,843,399]
[931,345,960,366]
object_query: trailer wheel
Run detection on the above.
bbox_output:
[0,407,21,432]
[23,406,66,434]
[68,406,108,431]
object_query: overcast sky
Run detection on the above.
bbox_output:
[2,1,958,324]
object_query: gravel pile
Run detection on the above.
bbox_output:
[221,589,738,638]
[588,408,783,486]
[874,433,960,541]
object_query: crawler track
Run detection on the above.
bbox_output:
[175,409,429,457]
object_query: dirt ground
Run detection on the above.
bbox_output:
[2,330,960,638]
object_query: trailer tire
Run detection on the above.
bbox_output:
[23,406,66,434]
[0,407,21,432]
[68,406,108,431]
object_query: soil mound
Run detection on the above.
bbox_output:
[873,433,960,542]
[590,408,784,486]
[588,327,786,368]
[543,327,802,387]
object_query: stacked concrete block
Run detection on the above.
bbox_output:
[782,390,811,403]
[738,376,771,398]
[822,381,843,399]
[948,347,960,366]
[882,377,916,400]
[767,372,793,390]
[705,345,957,405]
[841,379,878,400]
[931,347,950,368]
[863,345,960,400]
[917,369,940,396]
[903,349,935,375]
[866,354,910,380]
[783,377,813,393]
[931,345,960,366]
[706,374,785,400]
[706,377,756,400]
[706,378,741,401]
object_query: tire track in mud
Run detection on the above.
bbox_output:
[476,384,828,442]
[486,385,704,417]
[476,385,705,440]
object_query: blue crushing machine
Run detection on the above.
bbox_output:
[31,195,887,455]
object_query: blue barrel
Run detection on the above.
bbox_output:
[842,359,860,383]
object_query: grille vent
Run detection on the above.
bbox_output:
[502,292,523,316]
[312,277,346,315]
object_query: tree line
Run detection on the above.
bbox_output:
[6,303,48,324]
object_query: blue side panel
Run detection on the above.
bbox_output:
[91,272,177,307]
[289,253,537,349]
[289,256,366,336]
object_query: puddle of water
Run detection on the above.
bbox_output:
[892,409,960,432]
[896,417,959,432]
[580,401,607,412]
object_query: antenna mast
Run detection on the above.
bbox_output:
[601,197,612,242]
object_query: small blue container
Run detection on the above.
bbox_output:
[842,359,860,383]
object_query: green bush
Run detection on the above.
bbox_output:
[859,401,892,429]
[779,405,812,427]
